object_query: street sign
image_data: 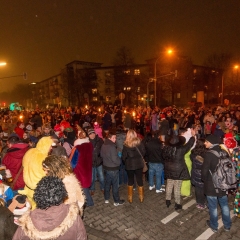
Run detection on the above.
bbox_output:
[119,92,125,100]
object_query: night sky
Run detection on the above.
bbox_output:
[0,0,240,91]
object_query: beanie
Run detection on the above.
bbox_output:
[205,135,221,145]
[88,128,95,135]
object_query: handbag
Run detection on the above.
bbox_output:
[136,147,148,173]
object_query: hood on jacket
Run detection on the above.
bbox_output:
[7,143,29,158]
[36,136,53,155]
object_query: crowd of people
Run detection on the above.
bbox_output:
[0,103,240,238]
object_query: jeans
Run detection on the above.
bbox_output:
[90,165,104,191]
[207,195,231,230]
[83,188,94,207]
[104,169,120,203]
[148,162,164,190]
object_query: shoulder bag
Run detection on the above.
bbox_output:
[136,147,148,173]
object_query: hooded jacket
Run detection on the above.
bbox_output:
[18,136,53,209]
[12,203,87,240]
[2,143,29,190]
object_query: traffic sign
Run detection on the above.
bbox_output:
[119,92,125,100]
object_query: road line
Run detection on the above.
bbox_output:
[161,211,179,224]
[182,199,196,210]
[161,199,196,224]
[195,210,235,240]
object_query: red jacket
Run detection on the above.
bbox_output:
[2,143,29,190]
[14,127,24,139]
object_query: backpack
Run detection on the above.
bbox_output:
[209,150,237,193]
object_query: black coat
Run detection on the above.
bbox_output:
[122,143,146,171]
[158,119,169,135]
[0,206,18,240]
[90,135,104,167]
[201,145,227,197]
[162,137,195,180]
[190,153,204,188]
[145,138,164,164]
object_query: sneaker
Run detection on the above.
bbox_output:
[196,204,207,210]
[206,220,218,233]
[162,184,165,187]
[105,200,109,204]
[160,187,165,192]
[114,200,125,206]
[149,185,155,190]
[156,190,162,193]
[224,226,230,232]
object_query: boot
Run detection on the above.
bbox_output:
[166,200,171,208]
[128,185,133,203]
[175,203,182,210]
[138,186,144,203]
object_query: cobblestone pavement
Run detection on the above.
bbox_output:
[83,181,239,240]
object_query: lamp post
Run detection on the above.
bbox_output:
[154,59,158,106]
[147,79,154,107]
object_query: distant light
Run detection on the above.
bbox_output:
[30,82,36,85]
[234,65,239,69]
[0,62,6,66]
[167,49,173,55]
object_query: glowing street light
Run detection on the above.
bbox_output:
[0,62,6,66]
[234,65,239,69]
[167,49,173,55]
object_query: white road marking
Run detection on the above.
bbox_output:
[161,199,196,224]
[195,210,235,240]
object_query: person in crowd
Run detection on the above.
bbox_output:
[0,198,18,240]
[203,111,215,136]
[145,132,164,193]
[88,128,104,196]
[159,113,169,142]
[50,137,68,157]
[41,123,58,138]
[2,136,29,194]
[93,121,103,139]
[42,155,85,215]
[123,108,132,131]
[202,134,232,232]
[102,109,112,135]
[162,132,195,210]
[101,130,125,206]
[190,139,206,209]
[70,128,93,207]
[13,176,87,240]
[0,174,14,204]
[18,136,53,209]
[116,126,127,186]
[122,129,145,203]
[62,127,76,157]
[14,121,25,139]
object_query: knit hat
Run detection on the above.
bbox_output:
[88,128,95,135]
[25,124,33,132]
[160,114,166,120]
[205,134,221,145]
[60,120,70,130]
[223,133,237,149]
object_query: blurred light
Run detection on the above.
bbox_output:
[30,82,36,85]
[0,62,6,66]
[167,49,173,55]
[85,105,88,109]
[234,65,239,69]
[19,115,23,119]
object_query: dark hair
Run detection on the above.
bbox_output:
[108,130,116,139]
[191,139,206,156]
[178,127,187,135]
[8,136,20,144]
[33,176,68,210]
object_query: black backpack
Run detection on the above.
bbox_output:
[209,149,237,193]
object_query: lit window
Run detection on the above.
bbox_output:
[137,87,140,92]
[192,93,197,98]
[92,88,97,94]
[105,72,111,77]
[106,96,111,101]
[177,93,181,98]
[134,69,140,75]
[193,69,197,74]
[123,70,130,75]
[93,97,98,101]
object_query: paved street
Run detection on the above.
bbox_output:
[83,181,239,240]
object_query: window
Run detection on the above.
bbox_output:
[137,87,140,92]
[177,93,181,99]
[193,69,197,74]
[192,93,197,98]
[106,96,111,101]
[93,97,98,101]
[92,88,97,94]
[134,69,140,75]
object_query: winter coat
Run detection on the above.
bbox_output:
[2,143,29,190]
[158,119,169,135]
[101,138,121,170]
[190,153,204,188]
[12,203,87,240]
[102,112,112,130]
[18,137,53,209]
[201,145,227,197]
[70,140,93,188]
[62,174,85,216]
[122,142,146,171]
[89,135,104,167]
[145,138,164,164]
[0,206,18,240]
[116,132,126,152]
[162,137,195,180]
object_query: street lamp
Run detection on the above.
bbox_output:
[147,78,154,107]
[0,62,6,66]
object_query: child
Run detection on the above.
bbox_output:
[0,174,14,205]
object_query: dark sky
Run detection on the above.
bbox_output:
[0,0,240,91]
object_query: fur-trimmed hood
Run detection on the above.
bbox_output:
[15,203,80,240]
[74,137,89,146]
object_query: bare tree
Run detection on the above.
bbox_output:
[113,46,135,66]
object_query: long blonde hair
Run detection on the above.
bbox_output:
[42,155,72,179]
[124,129,141,148]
